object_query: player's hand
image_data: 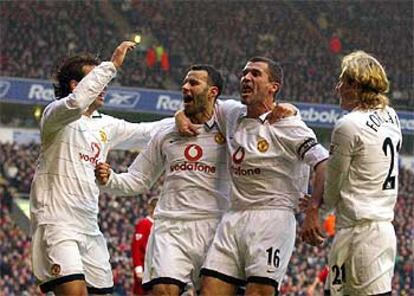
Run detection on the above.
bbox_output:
[298,194,312,212]
[134,266,143,279]
[95,162,111,185]
[266,102,298,124]
[175,110,200,136]
[111,41,136,69]
[300,206,326,246]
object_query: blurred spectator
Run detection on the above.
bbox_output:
[329,34,342,54]
[1,1,412,109]
[323,213,336,238]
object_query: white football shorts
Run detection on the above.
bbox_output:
[326,221,396,295]
[201,208,296,289]
[143,217,220,291]
[31,224,113,293]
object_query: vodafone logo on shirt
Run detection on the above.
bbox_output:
[232,146,245,164]
[184,144,203,161]
[79,142,101,165]
[170,144,216,174]
[231,146,261,176]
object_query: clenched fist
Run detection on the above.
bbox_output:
[95,162,112,185]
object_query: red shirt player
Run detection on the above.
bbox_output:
[306,265,329,296]
[131,197,158,295]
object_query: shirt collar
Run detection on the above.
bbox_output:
[239,110,271,124]
[91,111,102,118]
[203,114,217,130]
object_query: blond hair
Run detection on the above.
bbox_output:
[340,51,389,110]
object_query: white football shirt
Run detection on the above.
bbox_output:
[104,116,230,220]
[215,100,329,211]
[324,106,402,229]
[30,62,173,234]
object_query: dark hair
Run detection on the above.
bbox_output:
[248,56,283,85]
[53,54,100,99]
[186,64,224,98]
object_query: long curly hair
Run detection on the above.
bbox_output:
[340,51,389,110]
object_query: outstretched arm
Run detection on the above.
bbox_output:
[42,41,136,137]
[110,117,174,151]
[96,133,164,196]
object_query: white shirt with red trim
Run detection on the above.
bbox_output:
[30,62,172,234]
[215,99,329,211]
[104,117,230,220]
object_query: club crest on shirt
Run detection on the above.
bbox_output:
[214,132,225,145]
[99,129,108,144]
[257,138,269,153]
[51,264,61,277]
[135,233,143,241]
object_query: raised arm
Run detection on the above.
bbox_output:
[42,41,136,137]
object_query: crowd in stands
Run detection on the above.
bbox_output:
[0,141,412,295]
[1,1,413,110]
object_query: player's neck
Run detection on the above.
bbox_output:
[190,106,214,124]
[246,99,273,118]
[83,105,99,117]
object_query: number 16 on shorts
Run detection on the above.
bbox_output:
[266,247,280,271]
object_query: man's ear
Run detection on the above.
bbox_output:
[69,79,78,92]
[270,82,280,96]
[209,86,219,101]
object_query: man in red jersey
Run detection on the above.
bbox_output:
[132,197,159,295]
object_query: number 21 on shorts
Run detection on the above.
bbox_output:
[331,263,346,286]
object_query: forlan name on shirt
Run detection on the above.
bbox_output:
[366,110,400,132]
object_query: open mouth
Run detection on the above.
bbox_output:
[241,84,253,95]
[183,94,194,104]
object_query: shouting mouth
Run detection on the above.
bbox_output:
[241,84,253,96]
[183,94,194,106]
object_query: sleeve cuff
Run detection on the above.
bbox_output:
[105,168,115,186]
